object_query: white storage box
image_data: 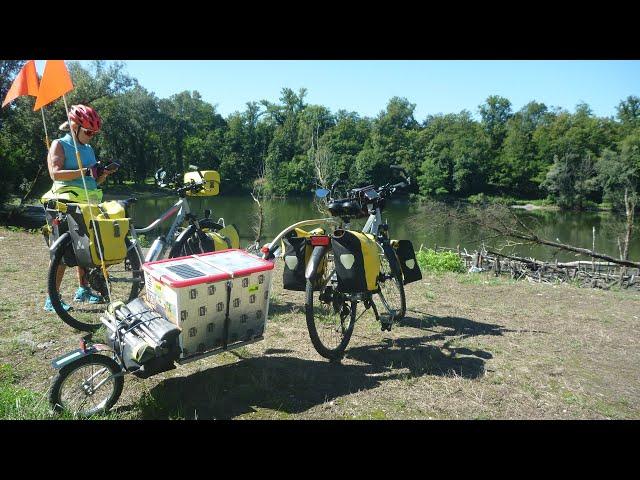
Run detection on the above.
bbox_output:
[142,249,274,359]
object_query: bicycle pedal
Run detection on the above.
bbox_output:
[379,312,393,331]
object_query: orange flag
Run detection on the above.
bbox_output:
[2,60,40,108]
[33,60,74,111]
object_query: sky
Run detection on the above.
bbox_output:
[36,60,640,121]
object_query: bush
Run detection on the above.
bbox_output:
[416,248,465,273]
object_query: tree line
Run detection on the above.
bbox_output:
[0,60,638,212]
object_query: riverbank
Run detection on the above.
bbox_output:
[1,226,638,419]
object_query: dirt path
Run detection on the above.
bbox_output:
[1,227,639,419]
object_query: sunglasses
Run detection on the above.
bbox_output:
[80,127,98,137]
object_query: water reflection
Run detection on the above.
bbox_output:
[120,194,638,262]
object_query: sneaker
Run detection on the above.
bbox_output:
[44,296,72,312]
[73,286,104,304]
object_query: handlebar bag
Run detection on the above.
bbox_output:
[331,229,381,293]
[184,170,220,197]
[282,227,326,291]
[66,203,130,268]
[392,239,422,285]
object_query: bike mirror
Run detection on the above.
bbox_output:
[155,168,167,186]
[315,188,330,199]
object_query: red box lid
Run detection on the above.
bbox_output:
[142,255,230,288]
[194,249,274,277]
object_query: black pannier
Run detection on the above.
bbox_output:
[282,227,325,291]
[394,240,422,285]
[44,206,78,267]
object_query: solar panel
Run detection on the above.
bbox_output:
[166,264,205,279]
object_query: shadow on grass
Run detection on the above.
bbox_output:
[268,300,302,316]
[401,310,548,336]
[132,314,509,419]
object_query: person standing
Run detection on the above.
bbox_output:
[41,104,117,312]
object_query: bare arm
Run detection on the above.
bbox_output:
[48,140,84,181]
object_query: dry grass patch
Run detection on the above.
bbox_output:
[1,226,639,419]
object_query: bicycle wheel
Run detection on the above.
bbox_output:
[305,250,357,361]
[377,246,406,322]
[49,354,124,417]
[48,237,143,332]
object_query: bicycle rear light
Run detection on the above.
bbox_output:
[310,235,330,246]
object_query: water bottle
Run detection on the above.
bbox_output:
[146,235,167,262]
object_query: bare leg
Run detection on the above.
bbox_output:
[55,263,66,293]
[77,266,88,287]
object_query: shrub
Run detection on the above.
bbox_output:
[416,248,465,273]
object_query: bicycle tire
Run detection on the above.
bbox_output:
[377,247,406,321]
[305,251,356,361]
[49,353,124,417]
[48,237,143,332]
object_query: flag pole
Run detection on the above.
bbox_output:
[41,107,50,149]
[19,106,50,205]
[61,93,112,300]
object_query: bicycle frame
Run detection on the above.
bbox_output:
[265,201,385,259]
[127,196,226,264]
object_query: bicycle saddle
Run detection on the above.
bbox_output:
[327,199,367,218]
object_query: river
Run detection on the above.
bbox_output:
[120,194,639,263]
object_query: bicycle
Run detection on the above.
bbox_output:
[43,165,239,332]
[261,165,420,361]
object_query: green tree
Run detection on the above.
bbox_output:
[479,95,512,154]
[542,152,598,210]
[417,111,490,197]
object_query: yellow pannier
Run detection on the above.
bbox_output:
[183,170,220,196]
[66,202,130,268]
[331,229,381,293]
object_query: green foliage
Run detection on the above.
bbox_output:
[0,61,637,210]
[542,153,599,210]
[136,234,150,248]
[416,248,465,273]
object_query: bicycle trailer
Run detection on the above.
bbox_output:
[142,249,274,360]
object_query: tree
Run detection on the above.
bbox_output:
[494,101,550,196]
[417,111,490,197]
[479,95,512,153]
[616,95,640,132]
[542,152,598,210]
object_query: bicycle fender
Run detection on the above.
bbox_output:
[50,344,112,370]
[169,224,197,257]
[305,245,328,283]
[49,231,71,254]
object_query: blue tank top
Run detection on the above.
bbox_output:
[56,133,98,190]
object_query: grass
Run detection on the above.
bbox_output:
[1,226,640,420]
[0,364,55,419]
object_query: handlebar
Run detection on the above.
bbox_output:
[323,165,410,205]
[155,167,208,196]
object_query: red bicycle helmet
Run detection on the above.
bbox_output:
[68,104,102,132]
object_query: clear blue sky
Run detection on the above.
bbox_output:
[38,60,640,121]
